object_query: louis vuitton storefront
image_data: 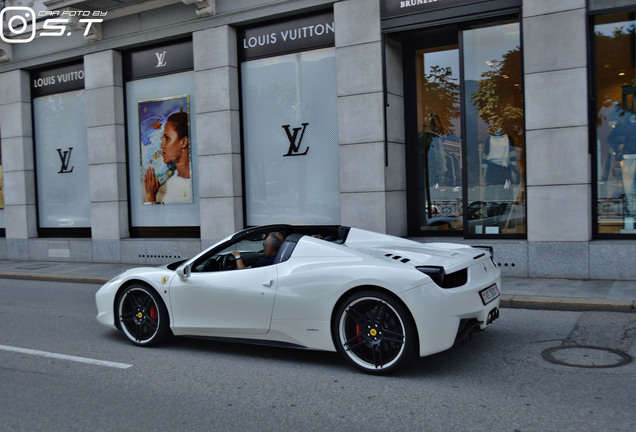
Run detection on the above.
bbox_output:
[0,0,634,281]
[239,12,340,226]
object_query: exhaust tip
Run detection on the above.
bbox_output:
[487,307,499,324]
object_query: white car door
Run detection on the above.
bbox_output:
[169,265,278,336]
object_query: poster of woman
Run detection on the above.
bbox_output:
[138,95,193,204]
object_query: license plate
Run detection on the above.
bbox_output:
[479,284,500,305]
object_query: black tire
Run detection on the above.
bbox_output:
[117,284,170,346]
[332,290,417,374]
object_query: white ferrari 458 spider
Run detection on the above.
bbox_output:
[96,225,501,374]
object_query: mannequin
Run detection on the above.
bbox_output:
[485,129,511,167]
[483,129,517,185]
[621,113,636,220]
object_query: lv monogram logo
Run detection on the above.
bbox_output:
[155,51,167,68]
[56,148,74,174]
[281,123,309,157]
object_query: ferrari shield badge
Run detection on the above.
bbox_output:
[161,275,169,285]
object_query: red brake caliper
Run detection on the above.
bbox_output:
[149,305,158,325]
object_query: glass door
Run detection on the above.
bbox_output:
[406,19,526,237]
[463,22,525,236]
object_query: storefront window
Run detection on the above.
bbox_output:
[463,22,525,235]
[415,45,463,232]
[410,20,525,236]
[0,129,4,235]
[593,11,636,236]
[124,41,200,236]
[240,12,339,226]
[32,63,90,233]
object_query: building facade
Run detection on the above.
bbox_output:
[0,0,634,280]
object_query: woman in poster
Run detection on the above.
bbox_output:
[144,111,192,204]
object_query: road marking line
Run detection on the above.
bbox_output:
[0,344,133,370]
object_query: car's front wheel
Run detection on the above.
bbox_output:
[117,285,170,346]
[333,291,417,374]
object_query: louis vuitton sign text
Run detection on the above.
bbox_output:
[239,11,335,61]
[31,63,84,98]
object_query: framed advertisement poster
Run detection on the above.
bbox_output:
[138,95,193,205]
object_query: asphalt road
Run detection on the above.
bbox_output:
[1,278,635,432]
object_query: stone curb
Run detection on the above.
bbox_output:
[1,272,634,313]
[0,272,110,285]
[500,295,635,313]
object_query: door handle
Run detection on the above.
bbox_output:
[262,280,273,287]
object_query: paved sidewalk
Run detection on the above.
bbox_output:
[0,259,633,312]
[0,260,138,285]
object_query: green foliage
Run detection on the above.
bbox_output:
[470,47,524,137]
[420,65,460,135]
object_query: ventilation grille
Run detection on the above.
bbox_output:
[138,254,182,259]
[384,253,410,264]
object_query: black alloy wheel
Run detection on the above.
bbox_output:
[117,285,170,346]
[333,291,417,374]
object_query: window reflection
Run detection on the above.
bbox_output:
[594,12,636,235]
[416,46,463,232]
[464,22,526,235]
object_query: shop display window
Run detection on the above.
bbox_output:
[463,22,525,236]
[408,19,525,237]
[32,63,90,234]
[240,12,339,226]
[124,41,199,237]
[0,130,5,235]
[125,72,199,232]
[593,11,636,236]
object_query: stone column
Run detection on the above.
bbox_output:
[193,26,243,247]
[84,50,128,262]
[523,0,590,278]
[385,37,407,237]
[0,69,36,258]
[336,0,405,235]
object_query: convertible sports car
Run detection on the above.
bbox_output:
[96,225,501,374]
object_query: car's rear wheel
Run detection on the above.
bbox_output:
[117,285,170,346]
[333,291,417,374]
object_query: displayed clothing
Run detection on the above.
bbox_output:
[622,154,636,216]
[156,169,192,204]
[608,113,636,155]
[485,132,511,167]
[604,113,636,182]
[483,132,518,185]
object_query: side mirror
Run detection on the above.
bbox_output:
[176,263,192,280]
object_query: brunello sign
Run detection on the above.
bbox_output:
[239,11,334,61]
[31,63,84,97]
[381,0,494,18]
